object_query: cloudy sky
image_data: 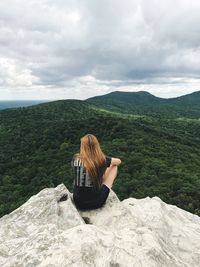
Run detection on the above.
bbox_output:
[0,0,200,100]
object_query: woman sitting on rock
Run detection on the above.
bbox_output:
[71,134,121,210]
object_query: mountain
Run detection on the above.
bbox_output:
[87,90,161,104]
[0,100,48,110]
[0,184,199,267]
[86,90,200,118]
[0,91,200,218]
[87,90,200,105]
[170,90,200,106]
[86,91,162,116]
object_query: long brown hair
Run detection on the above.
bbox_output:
[75,134,107,189]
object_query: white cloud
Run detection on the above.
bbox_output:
[0,57,38,87]
[0,0,200,100]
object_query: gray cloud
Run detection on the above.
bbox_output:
[0,0,200,99]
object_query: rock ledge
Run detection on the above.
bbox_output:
[0,183,200,267]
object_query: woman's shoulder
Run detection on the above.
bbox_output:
[71,153,84,167]
[73,153,80,159]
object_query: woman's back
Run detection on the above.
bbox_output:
[71,155,112,188]
[71,134,121,210]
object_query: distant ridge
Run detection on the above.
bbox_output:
[87,90,156,99]
[1,90,199,118]
[1,90,199,110]
[168,90,200,100]
[86,90,161,104]
[85,90,200,118]
[0,100,49,110]
[86,90,200,102]
[169,90,200,105]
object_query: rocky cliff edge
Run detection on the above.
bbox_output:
[0,183,200,267]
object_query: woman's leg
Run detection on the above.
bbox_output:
[102,165,118,189]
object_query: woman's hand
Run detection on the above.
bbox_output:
[110,157,122,166]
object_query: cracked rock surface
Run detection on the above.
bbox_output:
[0,183,200,267]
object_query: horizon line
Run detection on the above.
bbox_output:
[0,89,199,102]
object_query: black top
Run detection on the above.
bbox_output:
[72,155,112,202]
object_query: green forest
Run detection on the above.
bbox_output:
[0,91,200,217]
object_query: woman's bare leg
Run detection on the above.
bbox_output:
[102,165,118,189]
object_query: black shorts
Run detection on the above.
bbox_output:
[73,184,110,211]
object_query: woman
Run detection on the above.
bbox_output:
[71,134,121,210]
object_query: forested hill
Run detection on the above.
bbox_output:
[87,90,200,118]
[0,91,200,218]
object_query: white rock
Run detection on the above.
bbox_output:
[0,183,200,267]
